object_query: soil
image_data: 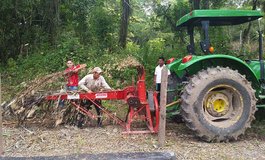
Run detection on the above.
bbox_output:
[2,120,265,159]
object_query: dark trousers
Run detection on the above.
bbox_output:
[78,100,103,127]
[156,83,161,105]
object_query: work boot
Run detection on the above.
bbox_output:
[76,114,84,128]
[97,122,103,127]
[97,113,103,127]
[77,119,84,128]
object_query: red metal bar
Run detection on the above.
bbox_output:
[137,66,147,104]
[70,100,126,128]
[88,99,126,128]
[70,101,97,119]
[153,92,160,132]
[122,130,155,134]
[144,104,155,132]
[46,86,135,101]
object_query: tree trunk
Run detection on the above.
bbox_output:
[44,0,60,46]
[201,0,209,9]
[14,0,22,58]
[119,0,130,48]
[51,0,60,45]
[193,0,201,9]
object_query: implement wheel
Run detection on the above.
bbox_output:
[181,67,257,142]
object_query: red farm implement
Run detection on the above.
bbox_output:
[46,66,160,134]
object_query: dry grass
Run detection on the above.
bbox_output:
[2,122,265,159]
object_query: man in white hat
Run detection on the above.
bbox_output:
[78,67,111,127]
[78,67,111,92]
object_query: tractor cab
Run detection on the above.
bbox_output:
[167,10,264,92]
[176,10,262,55]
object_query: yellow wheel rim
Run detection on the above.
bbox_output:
[205,92,229,117]
[213,99,227,113]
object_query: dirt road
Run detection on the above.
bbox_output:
[2,122,265,159]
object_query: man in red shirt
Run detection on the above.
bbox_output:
[64,59,86,91]
[59,60,86,108]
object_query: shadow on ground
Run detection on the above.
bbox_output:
[0,152,176,160]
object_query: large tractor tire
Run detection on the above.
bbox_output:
[180,67,257,142]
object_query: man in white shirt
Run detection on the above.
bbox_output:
[154,57,170,103]
[79,67,111,92]
[78,67,112,127]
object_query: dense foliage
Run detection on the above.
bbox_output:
[0,0,265,100]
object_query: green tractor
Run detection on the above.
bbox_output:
[166,10,264,142]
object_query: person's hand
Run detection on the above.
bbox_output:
[79,64,87,71]
[87,90,92,93]
[74,64,87,72]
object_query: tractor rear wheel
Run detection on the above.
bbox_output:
[181,67,257,142]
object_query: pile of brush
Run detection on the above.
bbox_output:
[0,71,80,127]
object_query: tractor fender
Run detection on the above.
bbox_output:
[168,54,260,90]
